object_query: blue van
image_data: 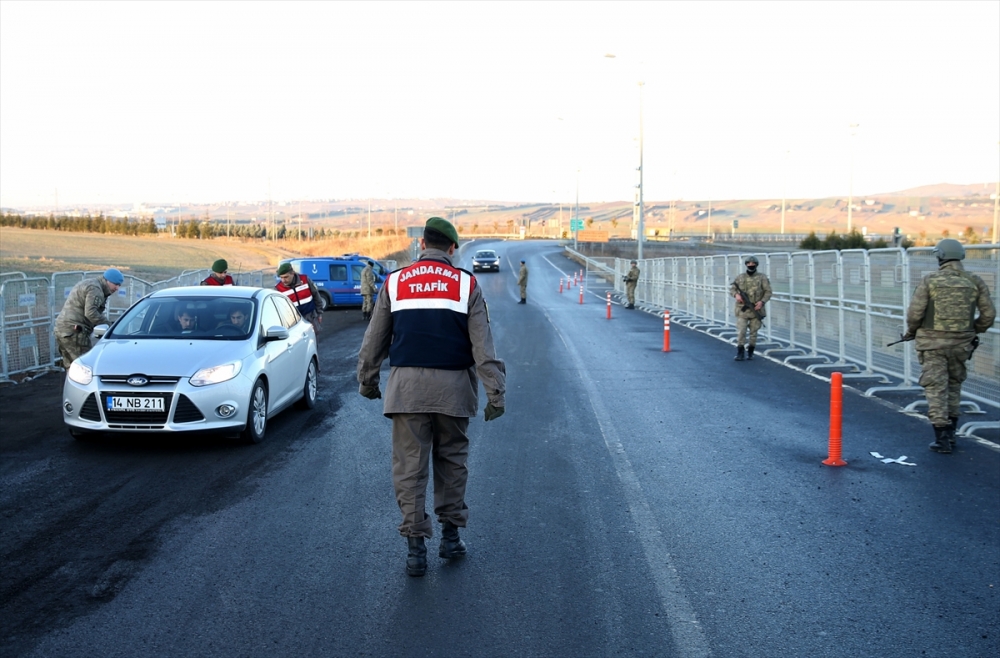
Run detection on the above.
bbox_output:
[278,255,391,310]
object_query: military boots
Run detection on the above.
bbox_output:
[406,536,427,577]
[439,521,467,559]
[949,416,960,446]
[734,345,745,361]
[929,426,953,454]
[747,346,755,360]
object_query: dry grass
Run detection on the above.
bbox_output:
[0,228,413,281]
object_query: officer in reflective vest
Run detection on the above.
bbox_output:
[356,217,506,578]
[275,262,323,332]
[201,259,234,286]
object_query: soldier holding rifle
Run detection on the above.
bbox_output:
[729,255,772,361]
[902,239,995,454]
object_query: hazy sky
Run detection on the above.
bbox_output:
[1,0,998,208]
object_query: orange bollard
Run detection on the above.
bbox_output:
[559,278,563,293]
[823,372,847,466]
[662,310,670,352]
[579,282,584,304]
[606,291,612,319]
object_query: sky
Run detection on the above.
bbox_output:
[1,0,998,208]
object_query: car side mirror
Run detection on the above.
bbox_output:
[263,325,289,342]
[93,324,110,339]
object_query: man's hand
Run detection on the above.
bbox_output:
[484,403,505,422]
[754,301,763,311]
[360,385,381,400]
[902,330,916,341]
[735,294,744,304]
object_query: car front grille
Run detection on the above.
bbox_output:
[79,393,102,422]
[99,375,181,385]
[100,392,173,424]
[173,395,205,423]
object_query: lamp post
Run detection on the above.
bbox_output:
[847,123,859,233]
[993,141,999,244]
[780,150,789,235]
[606,54,645,260]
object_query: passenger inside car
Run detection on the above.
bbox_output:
[176,309,199,334]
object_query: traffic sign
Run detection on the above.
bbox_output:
[570,219,584,231]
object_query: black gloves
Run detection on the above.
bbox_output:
[484,403,504,422]
[360,385,381,400]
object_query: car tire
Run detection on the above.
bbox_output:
[295,358,318,410]
[318,292,332,312]
[241,379,268,444]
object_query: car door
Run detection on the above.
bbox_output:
[258,295,296,408]
[271,293,309,409]
[328,263,352,306]
[350,263,367,305]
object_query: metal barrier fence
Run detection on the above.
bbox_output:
[1,268,272,382]
[577,246,1000,416]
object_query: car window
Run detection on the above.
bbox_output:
[272,294,301,328]
[329,264,348,282]
[107,296,253,339]
[259,297,283,332]
[351,264,365,282]
[476,251,496,258]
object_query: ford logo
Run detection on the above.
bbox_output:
[127,376,149,387]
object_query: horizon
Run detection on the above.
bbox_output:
[1,1,998,208]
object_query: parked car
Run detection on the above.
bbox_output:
[277,256,389,309]
[62,286,319,444]
[472,250,501,273]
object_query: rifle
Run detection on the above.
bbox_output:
[732,280,765,324]
[886,334,913,347]
[234,262,242,286]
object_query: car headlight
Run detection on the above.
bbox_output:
[190,361,242,387]
[67,361,93,385]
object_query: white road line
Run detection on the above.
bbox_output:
[544,306,712,658]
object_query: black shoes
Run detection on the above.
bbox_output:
[747,346,755,360]
[406,537,427,577]
[929,426,953,454]
[518,299,526,304]
[627,303,635,309]
[439,521,467,559]
[734,346,745,361]
[949,416,959,445]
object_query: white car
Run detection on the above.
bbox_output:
[62,286,319,443]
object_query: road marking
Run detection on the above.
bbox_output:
[545,306,712,658]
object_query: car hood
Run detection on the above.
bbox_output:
[87,338,250,377]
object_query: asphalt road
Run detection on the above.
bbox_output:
[1,240,998,658]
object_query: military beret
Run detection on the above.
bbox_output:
[103,268,124,285]
[425,217,459,247]
[276,262,293,276]
[212,259,228,273]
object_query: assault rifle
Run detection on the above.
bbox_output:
[732,281,765,325]
[886,334,914,347]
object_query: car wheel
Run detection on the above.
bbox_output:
[295,358,318,410]
[318,292,332,311]
[241,379,268,444]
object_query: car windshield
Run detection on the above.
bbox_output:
[107,296,256,340]
[475,251,497,259]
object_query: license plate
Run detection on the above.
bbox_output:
[106,396,164,412]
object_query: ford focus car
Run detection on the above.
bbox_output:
[472,250,500,273]
[62,286,319,443]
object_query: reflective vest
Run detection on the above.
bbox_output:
[201,274,234,286]
[276,274,317,316]
[386,259,476,370]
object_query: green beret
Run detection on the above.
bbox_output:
[212,259,228,273]
[276,262,293,276]
[425,217,459,247]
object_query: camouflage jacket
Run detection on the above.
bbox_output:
[906,261,996,350]
[360,265,377,295]
[729,271,772,319]
[518,265,528,286]
[625,266,640,285]
[55,277,114,334]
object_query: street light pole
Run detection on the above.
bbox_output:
[637,81,645,261]
[574,169,580,251]
[780,150,789,235]
[847,123,859,233]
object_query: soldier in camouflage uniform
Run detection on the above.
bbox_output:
[904,239,995,453]
[360,260,377,320]
[55,268,124,367]
[517,260,528,304]
[729,255,772,361]
[623,260,640,309]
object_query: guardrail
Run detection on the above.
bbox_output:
[570,245,999,429]
[1,268,272,382]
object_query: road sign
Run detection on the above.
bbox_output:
[570,219,584,231]
[577,229,609,243]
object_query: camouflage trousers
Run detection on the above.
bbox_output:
[390,413,470,538]
[362,294,374,315]
[56,330,92,368]
[917,346,969,427]
[519,285,527,301]
[736,316,763,347]
[626,282,637,305]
